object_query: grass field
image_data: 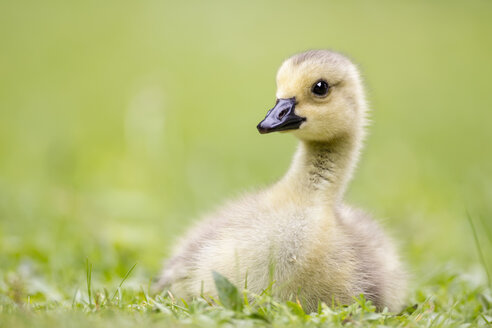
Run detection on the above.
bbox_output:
[1,0,491,326]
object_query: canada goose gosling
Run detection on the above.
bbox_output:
[156,50,407,312]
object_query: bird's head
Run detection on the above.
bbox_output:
[257,50,368,142]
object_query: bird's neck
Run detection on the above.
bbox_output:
[273,134,360,208]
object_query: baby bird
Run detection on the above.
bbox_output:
[156,50,407,312]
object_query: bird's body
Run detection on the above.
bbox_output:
[156,50,407,312]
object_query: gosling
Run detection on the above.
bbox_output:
[156,50,407,312]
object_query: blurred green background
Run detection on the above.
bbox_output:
[1,0,491,303]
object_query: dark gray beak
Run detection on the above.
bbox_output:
[257,97,306,134]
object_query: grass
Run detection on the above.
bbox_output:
[467,212,492,289]
[1,0,492,326]
[1,266,491,327]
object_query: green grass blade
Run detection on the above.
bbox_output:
[111,263,137,301]
[86,258,92,307]
[478,214,492,246]
[212,271,243,311]
[466,211,492,288]
[71,288,79,308]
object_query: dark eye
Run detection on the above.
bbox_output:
[311,80,330,97]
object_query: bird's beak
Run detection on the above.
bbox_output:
[257,97,306,134]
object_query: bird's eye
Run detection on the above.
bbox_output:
[311,80,330,97]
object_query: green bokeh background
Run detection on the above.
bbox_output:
[1,0,491,301]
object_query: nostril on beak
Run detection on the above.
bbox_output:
[278,109,288,120]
